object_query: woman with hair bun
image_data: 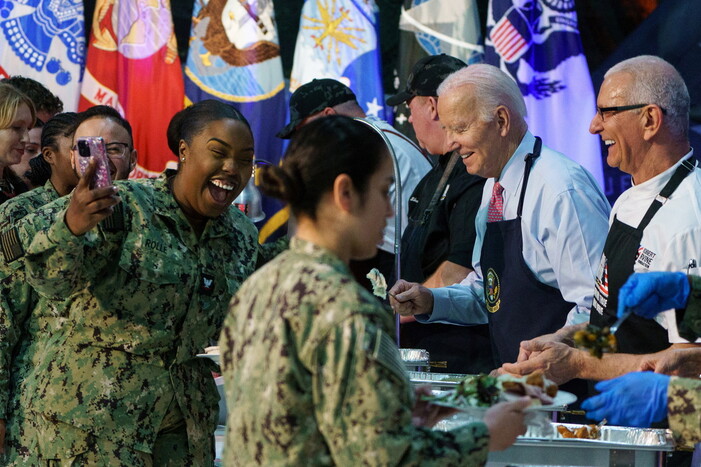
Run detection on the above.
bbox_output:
[220,115,529,465]
[9,100,271,464]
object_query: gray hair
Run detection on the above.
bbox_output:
[437,64,527,122]
[605,55,689,138]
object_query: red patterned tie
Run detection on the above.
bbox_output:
[487,181,504,223]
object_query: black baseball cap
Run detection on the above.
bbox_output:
[276,79,357,139]
[386,54,467,106]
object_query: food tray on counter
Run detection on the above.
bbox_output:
[400,348,430,371]
[436,420,675,467]
[408,371,468,389]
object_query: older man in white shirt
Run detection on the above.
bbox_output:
[389,64,611,366]
[501,56,701,386]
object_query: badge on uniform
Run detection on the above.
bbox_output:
[485,268,501,313]
[200,273,215,295]
[0,227,24,263]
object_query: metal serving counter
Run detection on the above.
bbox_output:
[435,420,675,467]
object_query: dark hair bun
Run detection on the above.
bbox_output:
[259,164,304,204]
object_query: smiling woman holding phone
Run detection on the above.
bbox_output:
[7,100,271,464]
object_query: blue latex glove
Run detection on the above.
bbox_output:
[582,372,670,427]
[617,272,690,319]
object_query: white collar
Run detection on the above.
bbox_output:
[628,149,696,196]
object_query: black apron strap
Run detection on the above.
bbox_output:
[420,151,461,224]
[516,136,542,218]
[637,158,695,231]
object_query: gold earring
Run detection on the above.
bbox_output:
[181,157,185,162]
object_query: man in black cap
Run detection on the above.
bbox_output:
[278,78,432,291]
[387,54,491,374]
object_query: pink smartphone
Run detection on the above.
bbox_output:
[75,136,112,189]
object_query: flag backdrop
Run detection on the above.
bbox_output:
[392,0,482,138]
[79,0,184,178]
[184,0,287,243]
[0,0,85,111]
[290,0,387,121]
[484,0,604,187]
[399,0,483,65]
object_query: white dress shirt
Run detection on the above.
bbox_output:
[364,117,431,254]
[597,151,701,343]
[417,131,611,326]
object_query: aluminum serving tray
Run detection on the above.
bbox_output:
[436,420,674,467]
[400,348,430,372]
[408,371,468,389]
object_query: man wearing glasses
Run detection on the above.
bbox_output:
[70,105,137,182]
[502,56,701,395]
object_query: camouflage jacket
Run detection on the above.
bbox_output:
[220,237,489,466]
[11,173,262,458]
[680,275,701,341]
[0,180,60,418]
[667,377,701,448]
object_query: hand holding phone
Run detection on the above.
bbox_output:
[75,136,112,189]
[65,139,120,236]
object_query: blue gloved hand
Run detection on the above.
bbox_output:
[617,272,690,319]
[582,372,670,427]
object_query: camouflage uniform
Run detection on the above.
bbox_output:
[9,172,265,464]
[679,275,701,341]
[0,180,61,460]
[220,237,490,466]
[665,276,701,449]
[667,377,701,448]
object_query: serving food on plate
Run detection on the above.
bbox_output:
[425,371,570,410]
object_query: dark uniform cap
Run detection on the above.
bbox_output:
[386,54,468,106]
[276,79,357,139]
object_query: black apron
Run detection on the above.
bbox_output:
[400,152,494,374]
[480,137,573,366]
[590,158,695,354]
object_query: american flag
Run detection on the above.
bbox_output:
[489,14,528,63]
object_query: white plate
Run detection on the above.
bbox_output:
[426,390,577,412]
[197,353,220,365]
[525,390,577,411]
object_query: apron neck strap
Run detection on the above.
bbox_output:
[517,136,543,218]
[419,151,461,225]
[637,157,695,231]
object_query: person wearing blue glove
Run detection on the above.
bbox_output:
[617,272,691,319]
[618,272,701,343]
[582,372,670,427]
[583,371,701,448]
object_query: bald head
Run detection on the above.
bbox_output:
[605,56,689,138]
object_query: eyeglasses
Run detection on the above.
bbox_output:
[596,104,667,121]
[71,142,131,160]
[105,142,131,160]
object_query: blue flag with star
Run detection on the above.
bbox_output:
[290,0,386,120]
[184,0,288,242]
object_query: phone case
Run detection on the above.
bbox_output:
[76,136,112,189]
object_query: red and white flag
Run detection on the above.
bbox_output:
[80,0,184,178]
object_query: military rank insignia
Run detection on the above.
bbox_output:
[200,273,215,295]
[485,268,501,313]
